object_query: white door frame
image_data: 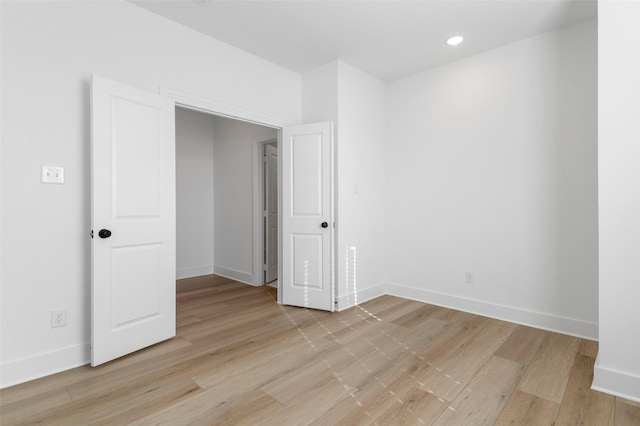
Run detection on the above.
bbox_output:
[160,88,286,299]
[252,135,278,287]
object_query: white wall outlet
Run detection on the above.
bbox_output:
[51,308,67,328]
[465,271,474,285]
[41,165,64,184]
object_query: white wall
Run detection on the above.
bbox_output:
[302,60,388,309]
[176,107,215,279]
[335,63,387,306]
[302,61,339,125]
[386,20,598,338]
[211,116,276,284]
[594,1,640,402]
[0,0,300,387]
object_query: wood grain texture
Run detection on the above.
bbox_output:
[495,325,546,366]
[615,399,640,426]
[555,354,615,425]
[578,338,599,358]
[0,275,634,425]
[432,356,524,426]
[419,319,516,401]
[517,332,580,403]
[373,388,448,425]
[494,389,560,426]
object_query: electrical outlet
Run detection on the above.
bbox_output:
[51,309,67,328]
[465,272,474,285]
[41,165,65,184]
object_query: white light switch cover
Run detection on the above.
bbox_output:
[41,165,64,184]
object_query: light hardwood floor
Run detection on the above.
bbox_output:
[1,275,639,425]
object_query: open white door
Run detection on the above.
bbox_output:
[281,122,334,311]
[91,75,176,366]
[265,144,279,283]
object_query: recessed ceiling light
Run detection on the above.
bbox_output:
[446,36,464,46]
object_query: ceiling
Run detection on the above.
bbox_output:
[129,0,596,82]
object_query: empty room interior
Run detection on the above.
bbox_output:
[1,0,640,424]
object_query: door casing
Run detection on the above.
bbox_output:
[160,88,334,307]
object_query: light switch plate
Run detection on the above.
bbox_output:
[41,165,64,184]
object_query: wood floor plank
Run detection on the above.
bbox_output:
[329,347,438,425]
[419,319,516,401]
[259,375,358,425]
[555,354,615,425]
[0,275,625,426]
[0,387,72,424]
[188,389,281,426]
[65,337,256,400]
[432,356,525,426]
[494,389,560,426]
[260,357,338,403]
[615,399,640,426]
[326,318,465,425]
[578,338,599,358]
[392,303,439,328]
[495,325,546,366]
[373,387,448,425]
[0,336,192,408]
[517,333,580,403]
[14,377,202,426]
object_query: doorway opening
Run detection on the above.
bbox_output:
[263,140,279,286]
[175,106,280,296]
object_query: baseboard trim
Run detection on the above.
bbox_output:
[213,265,253,286]
[336,283,386,311]
[176,265,214,280]
[1,343,89,389]
[385,282,598,340]
[592,355,640,403]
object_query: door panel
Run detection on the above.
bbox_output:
[292,234,322,289]
[112,98,162,218]
[91,74,175,366]
[111,244,161,329]
[292,134,323,216]
[281,122,333,311]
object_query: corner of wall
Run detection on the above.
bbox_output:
[336,282,387,311]
[592,355,640,403]
[212,265,253,286]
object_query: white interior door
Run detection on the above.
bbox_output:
[281,122,334,311]
[265,144,278,283]
[91,75,176,366]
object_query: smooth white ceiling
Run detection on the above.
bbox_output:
[129,0,596,82]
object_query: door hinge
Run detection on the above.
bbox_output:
[90,230,94,239]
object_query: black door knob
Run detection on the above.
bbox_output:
[98,229,112,239]
[321,222,328,228]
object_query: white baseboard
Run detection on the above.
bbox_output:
[592,355,640,403]
[0,343,89,389]
[176,265,214,280]
[385,282,598,340]
[336,283,386,311]
[213,265,253,286]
